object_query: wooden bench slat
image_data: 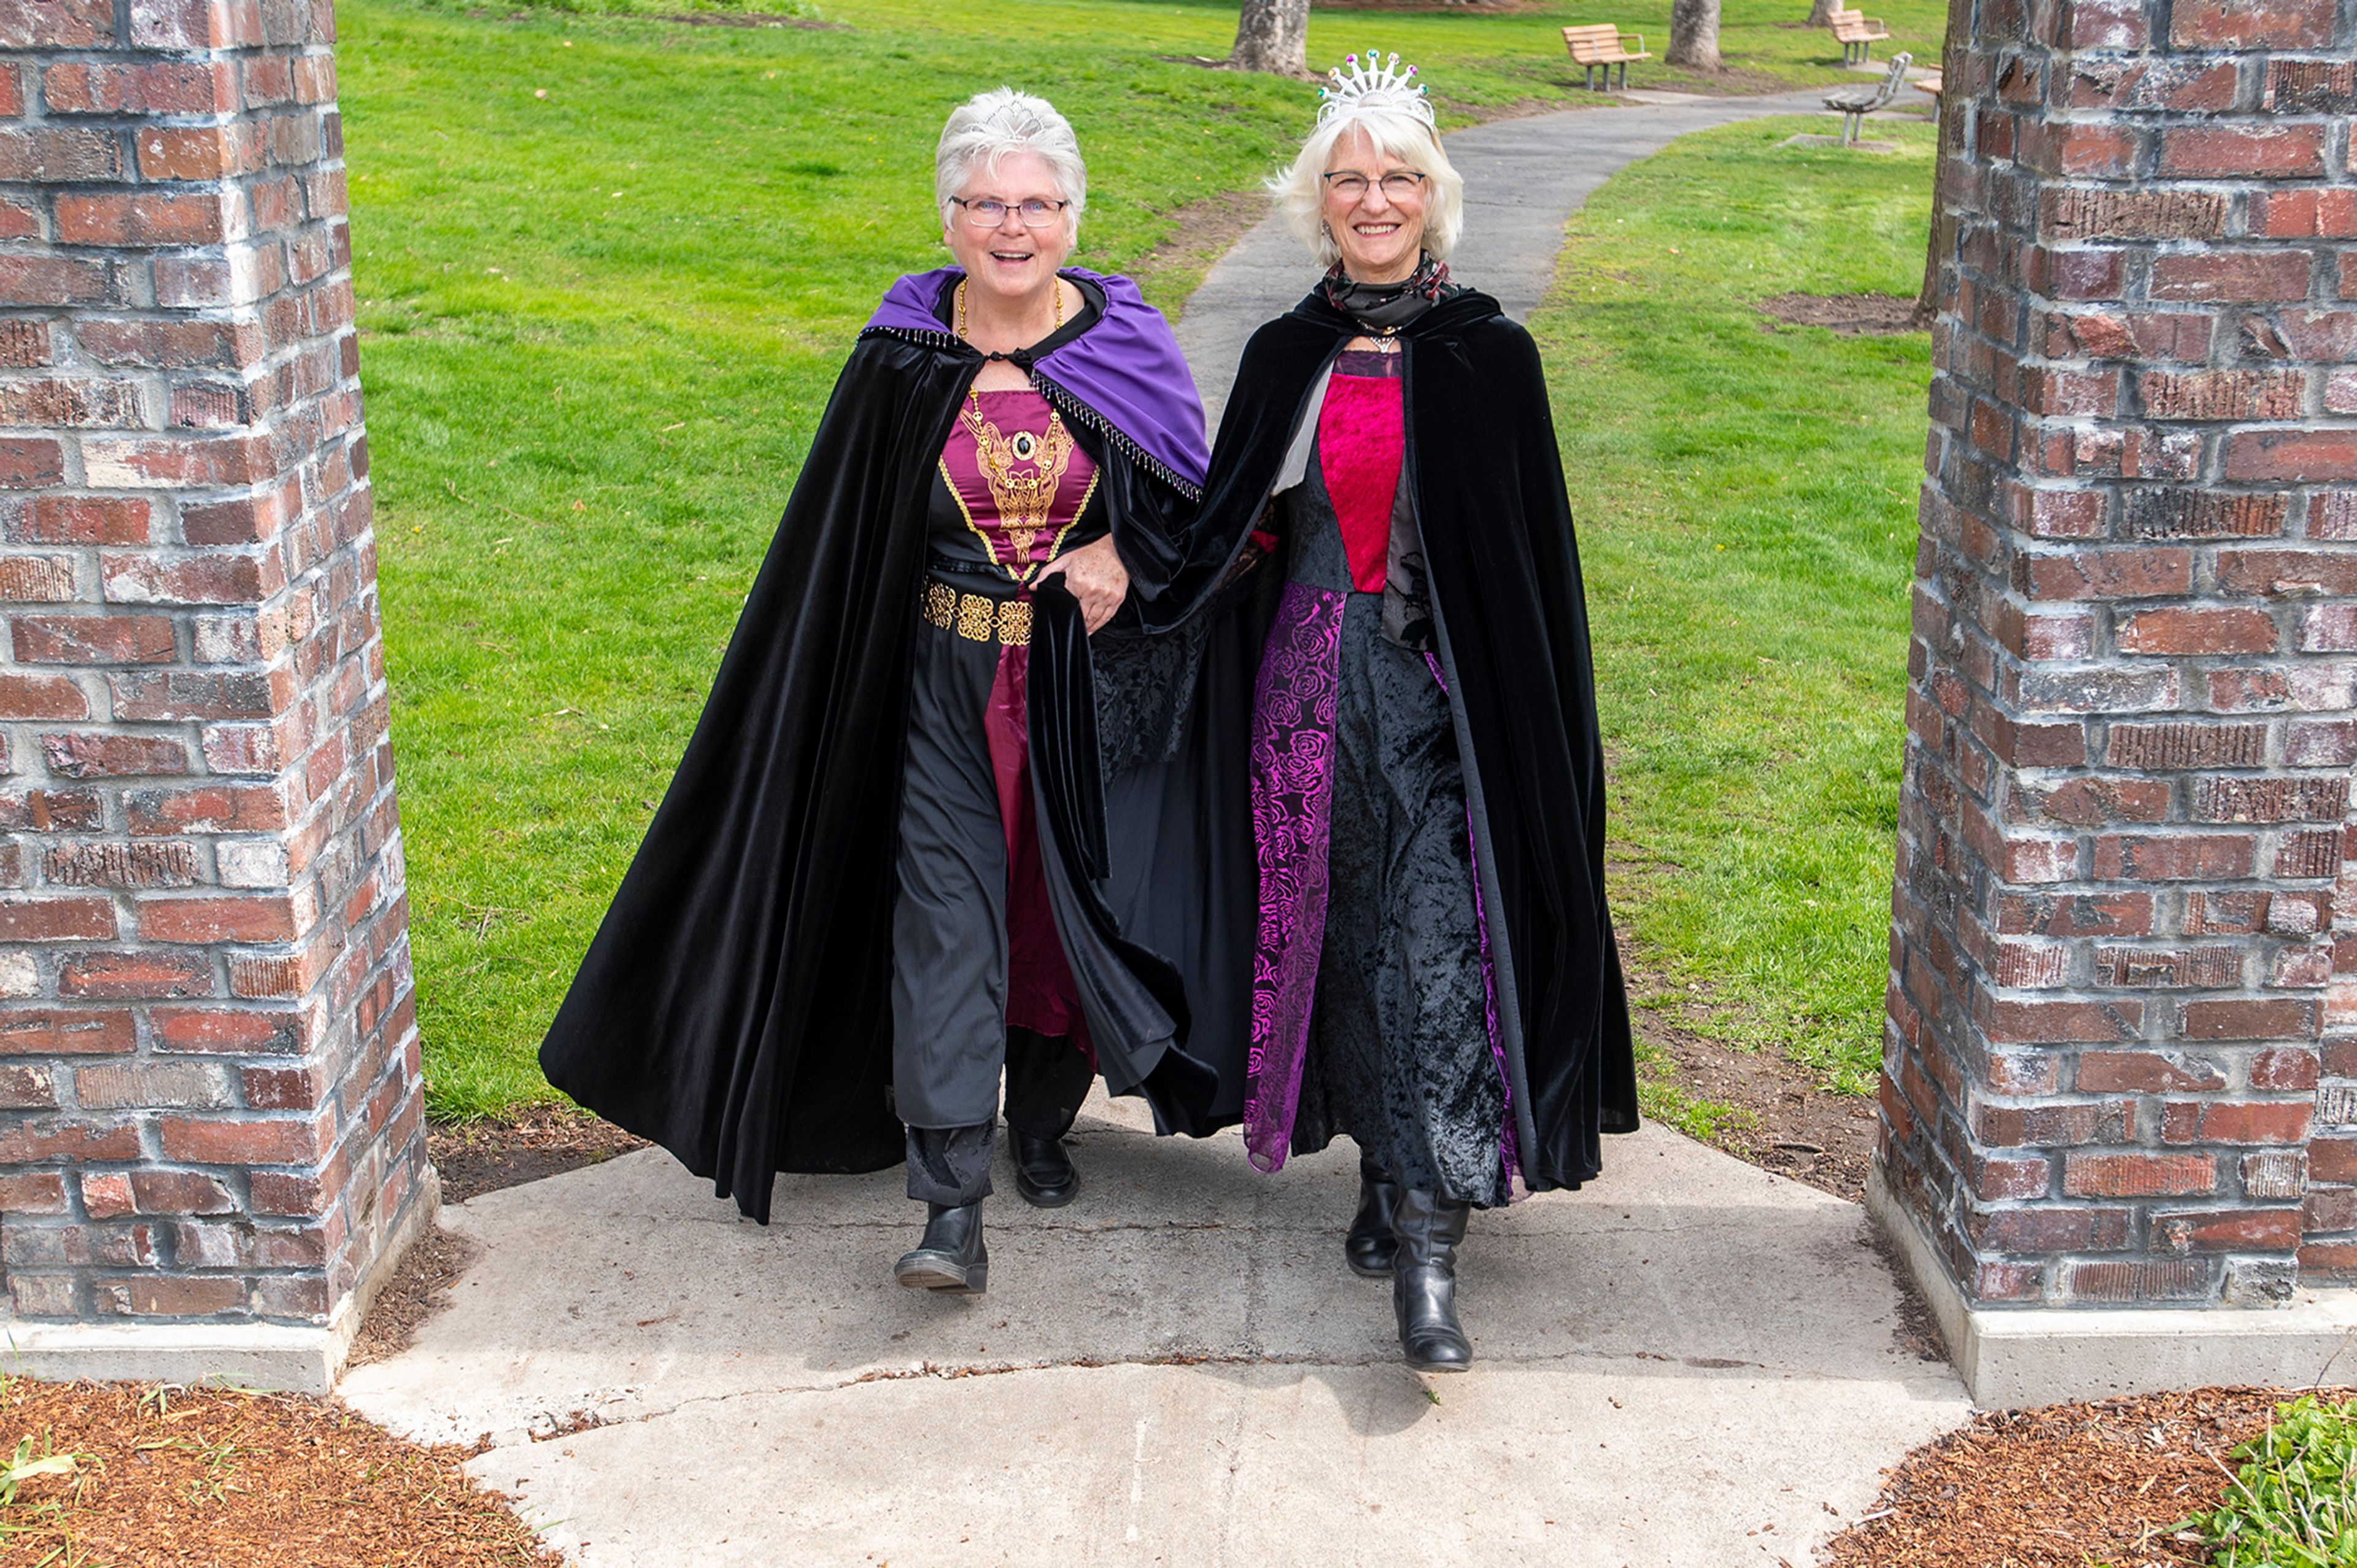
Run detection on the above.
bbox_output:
[1562,23,1649,88]
[1823,7,1892,61]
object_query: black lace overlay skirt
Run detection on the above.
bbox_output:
[1282,473,1509,1208]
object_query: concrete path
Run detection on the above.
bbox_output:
[343,1092,1968,1566]
[1177,88,1858,422]
[341,91,1973,1566]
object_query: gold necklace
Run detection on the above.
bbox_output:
[951,277,1075,581]
[954,277,1064,350]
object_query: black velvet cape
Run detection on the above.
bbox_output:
[538,323,1247,1223]
[1172,286,1639,1192]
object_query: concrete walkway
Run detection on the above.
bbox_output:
[341,93,1972,1565]
[343,1093,1968,1566]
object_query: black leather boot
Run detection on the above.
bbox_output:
[1012,1131,1078,1208]
[1391,1188,1472,1372]
[1345,1152,1401,1278]
[893,1200,988,1294]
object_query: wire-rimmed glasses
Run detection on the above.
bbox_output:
[949,196,1071,228]
[1321,171,1428,203]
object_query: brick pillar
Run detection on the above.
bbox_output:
[1873,0,2357,1401]
[0,0,428,1389]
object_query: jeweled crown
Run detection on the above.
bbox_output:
[1315,50,1434,129]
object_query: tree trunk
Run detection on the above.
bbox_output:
[1913,0,1973,325]
[1666,0,1722,69]
[1806,0,1840,27]
[1229,0,1311,75]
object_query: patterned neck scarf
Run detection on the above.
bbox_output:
[1321,253,1453,333]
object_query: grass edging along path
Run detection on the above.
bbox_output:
[344,0,1942,1122]
[1530,116,1936,1125]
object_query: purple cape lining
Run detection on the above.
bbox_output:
[863,266,1209,492]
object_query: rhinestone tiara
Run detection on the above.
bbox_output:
[1315,49,1434,129]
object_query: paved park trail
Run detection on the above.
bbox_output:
[341,90,1970,1567]
[1178,86,1838,420]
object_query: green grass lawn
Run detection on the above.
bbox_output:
[1536,118,1935,1105]
[342,0,1938,1119]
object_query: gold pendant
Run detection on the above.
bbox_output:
[960,406,1074,579]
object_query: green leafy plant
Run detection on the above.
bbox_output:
[0,1435,84,1510]
[0,1429,102,1567]
[2181,1395,2357,1567]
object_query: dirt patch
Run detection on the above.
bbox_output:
[1644,1011,1880,1202]
[1756,290,1926,335]
[1864,1219,1950,1364]
[1620,937,1879,1204]
[1622,64,1824,96]
[656,10,842,26]
[1313,0,1547,12]
[347,1225,484,1367]
[0,1378,562,1567]
[1135,187,1277,307]
[1431,94,1619,124]
[341,1108,641,1364]
[1820,1387,2342,1567]
[429,1103,648,1205]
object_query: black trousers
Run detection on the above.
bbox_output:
[903,1028,1093,1205]
[894,589,1095,1206]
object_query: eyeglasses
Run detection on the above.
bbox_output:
[1322,171,1428,202]
[949,196,1070,229]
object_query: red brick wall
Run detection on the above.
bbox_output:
[1884,0,2357,1307]
[0,0,423,1326]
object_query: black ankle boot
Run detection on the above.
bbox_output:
[1012,1131,1078,1208]
[893,1200,988,1294]
[1391,1188,1472,1372]
[1345,1153,1401,1278]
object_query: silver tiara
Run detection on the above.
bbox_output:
[1315,50,1434,129]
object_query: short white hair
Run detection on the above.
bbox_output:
[1270,107,1463,267]
[935,88,1086,238]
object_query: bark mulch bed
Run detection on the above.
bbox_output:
[0,1377,562,1567]
[1756,290,1926,336]
[1821,1386,2339,1567]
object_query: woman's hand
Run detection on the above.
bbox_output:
[1038,535,1129,634]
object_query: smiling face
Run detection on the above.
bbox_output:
[1320,127,1430,285]
[942,150,1075,309]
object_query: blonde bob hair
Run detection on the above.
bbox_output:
[935,88,1086,241]
[1270,105,1463,268]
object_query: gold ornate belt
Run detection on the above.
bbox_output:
[920,581,1031,647]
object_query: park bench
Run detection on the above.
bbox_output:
[1822,52,1913,144]
[1562,24,1649,91]
[1827,7,1892,63]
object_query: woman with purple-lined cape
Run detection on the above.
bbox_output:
[1154,55,1639,1372]
[538,90,1258,1294]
